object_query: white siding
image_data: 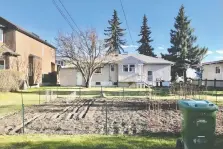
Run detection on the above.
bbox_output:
[143,64,171,83]
[91,64,118,86]
[118,56,144,82]
[203,64,223,80]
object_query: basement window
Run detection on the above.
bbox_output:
[216,67,220,74]
[113,82,118,86]
[0,60,5,69]
[96,82,101,85]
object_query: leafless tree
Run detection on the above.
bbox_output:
[33,60,42,85]
[56,29,113,88]
[12,57,30,87]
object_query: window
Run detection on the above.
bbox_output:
[129,65,135,72]
[216,67,220,74]
[0,29,3,42]
[96,82,101,85]
[123,65,128,72]
[0,60,5,69]
[123,64,135,72]
[95,68,102,74]
[61,61,64,66]
[113,82,118,86]
[148,71,153,81]
[110,64,115,71]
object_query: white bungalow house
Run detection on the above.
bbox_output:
[59,53,174,87]
[201,60,223,87]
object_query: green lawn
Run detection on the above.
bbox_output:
[0,134,223,149]
[0,86,222,117]
[0,92,45,117]
[0,134,176,149]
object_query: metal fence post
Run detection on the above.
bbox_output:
[123,87,124,99]
[39,88,40,105]
[101,86,103,97]
[79,87,81,98]
[21,92,24,134]
[57,86,58,98]
[105,101,108,135]
[214,79,217,105]
[50,89,52,101]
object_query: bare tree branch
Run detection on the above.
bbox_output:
[56,29,113,87]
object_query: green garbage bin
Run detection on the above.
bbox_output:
[177,99,218,149]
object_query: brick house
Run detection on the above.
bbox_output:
[0,17,56,85]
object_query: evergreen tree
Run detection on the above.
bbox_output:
[161,5,207,80]
[137,15,156,57]
[104,10,126,54]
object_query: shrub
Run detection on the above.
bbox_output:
[0,70,22,92]
[42,71,57,85]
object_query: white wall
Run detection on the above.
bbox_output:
[118,56,144,82]
[203,64,223,80]
[143,64,171,83]
[91,64,118,86]
[59,68,76,86]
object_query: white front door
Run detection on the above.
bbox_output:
[76,72,83,86]
[138,64,143,82]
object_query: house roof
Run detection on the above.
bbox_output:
[0,45,20,57]
[116,54,174,64]
[61,53,173,69]
[202,60,223,66]
[0,17,56,49]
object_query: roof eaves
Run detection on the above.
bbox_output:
[0,17,56,49]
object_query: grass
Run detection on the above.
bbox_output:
[0,134,176,149]
[0,134,223,149]
[0,86,223,117]
[0,92,45,117]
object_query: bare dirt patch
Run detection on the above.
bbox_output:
[0,98,223,135]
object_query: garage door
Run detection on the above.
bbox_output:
[59,68,76,86]
[76,71,83,86]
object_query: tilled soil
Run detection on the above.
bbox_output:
[0,98,223,135]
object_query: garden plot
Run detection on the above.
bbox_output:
[0,98,223,135]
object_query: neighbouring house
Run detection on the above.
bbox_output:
[56,56,66,67]
[202,60,223,87]
[0,17,56,86]
[59,53,173,87]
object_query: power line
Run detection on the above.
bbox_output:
[58,0,81,33]
[52,0,78,34]
[119,0,134,45]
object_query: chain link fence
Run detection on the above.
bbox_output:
[0,84,223,136]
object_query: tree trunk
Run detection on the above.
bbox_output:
[85,75,92,88]
[183,69,187,82]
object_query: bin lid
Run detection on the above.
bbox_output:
[178,99,218,111]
